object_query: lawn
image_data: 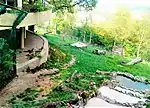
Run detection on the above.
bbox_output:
[45,34,150,79]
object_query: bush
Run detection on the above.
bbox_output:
[0,38,15,89]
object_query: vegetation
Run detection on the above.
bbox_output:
[0,38,15,89]
[23,0,51,12]
[23,0,97,12]
[9,33,150,108]
[45,34,150,78]
[39,46,71,69]
[46,7,150,61]
[10,87,76,108]
[57,8,150,61]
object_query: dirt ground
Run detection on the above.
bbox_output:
[0,56,75,108]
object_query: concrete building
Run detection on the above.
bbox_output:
[0,0,51,72]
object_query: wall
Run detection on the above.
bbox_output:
[17,30,49,72]
[0,10,52,30]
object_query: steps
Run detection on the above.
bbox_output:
[85,86,147,108]
[85,97,130,108]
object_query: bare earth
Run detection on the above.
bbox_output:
[0,68,59,107]
[0,56,76,108]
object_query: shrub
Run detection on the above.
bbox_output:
[0,38,15,89]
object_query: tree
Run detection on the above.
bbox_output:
[52,11,76,40]
[133,17,150,57]
[46,0,97,13]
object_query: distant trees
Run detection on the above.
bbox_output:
[69,8,150,60]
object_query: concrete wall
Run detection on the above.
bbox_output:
[0,10,52,30]
[18,10,52,28]
[17,30,49,72]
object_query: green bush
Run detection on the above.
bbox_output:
[23,0,50,12]
[0,38,15,89]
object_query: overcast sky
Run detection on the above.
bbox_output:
[76,0,150,24]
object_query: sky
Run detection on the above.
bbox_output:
[76,0,150,24]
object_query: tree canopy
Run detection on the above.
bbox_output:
[46,0,97,12]
[24,0,97,13]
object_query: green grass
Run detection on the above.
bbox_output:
[45,34,150,79]
[10,87,76,108]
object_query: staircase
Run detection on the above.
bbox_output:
[85,85,147,108]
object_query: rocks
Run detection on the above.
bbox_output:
[85,97,129,108]
[71,42,88,48]
[92,49,107,55]
[121,57,143,66]
[98,86,145,104]
[96,70,110,75]
[126,57,142,65]
[85,71,150,108]
[111,72,150,86]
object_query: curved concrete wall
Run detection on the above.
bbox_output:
[0,10,52,30]
[17,30,49,72]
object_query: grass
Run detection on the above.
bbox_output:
[10,87,76,108]
[45,34,150,79]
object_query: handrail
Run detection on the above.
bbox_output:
[0,25,12,27]
[0,5,6,15]
[0,3,28,28]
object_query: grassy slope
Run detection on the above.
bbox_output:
[45,34,150,79]
[10,34,150,108]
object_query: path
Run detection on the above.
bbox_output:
[0,68,59,107]
[0,55,76,108]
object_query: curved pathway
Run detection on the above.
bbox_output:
[0,55,76,107]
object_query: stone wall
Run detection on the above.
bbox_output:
[17,30,49,72]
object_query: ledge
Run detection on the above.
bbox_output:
[17,30,49,72]
[18,10,52,28]
[0,10,52,30]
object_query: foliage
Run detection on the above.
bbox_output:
[146,103,150,108]
[47,88,75,102]
[23,0,97,13]
[70,8,150,60]
[0,38,15,89]
[46,0,97,12]
[23,0,51,12]
[10,86,75,108]
[63,73,109,91]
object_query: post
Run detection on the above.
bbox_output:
[12,27,17,75]
[21,27,26,49]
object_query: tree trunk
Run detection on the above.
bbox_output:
[89,32,92,44]
[62,33,65,41]
[136,32,144,57]
[136,41,142,57]
[83,31,86,42]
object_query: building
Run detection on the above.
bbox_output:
[0,0,52,72]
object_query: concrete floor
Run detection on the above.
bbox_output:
[16,34,44,64]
